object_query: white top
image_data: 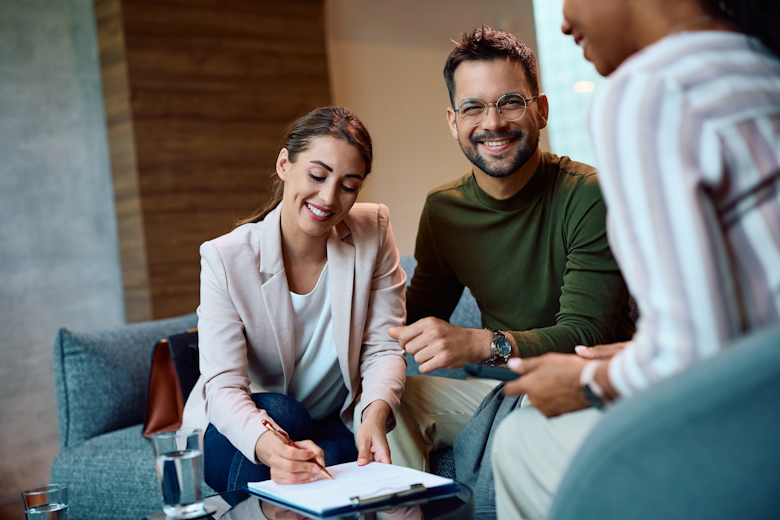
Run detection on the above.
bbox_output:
[181,203,407,463]
[287,263,348,419]
[588,31,780,397]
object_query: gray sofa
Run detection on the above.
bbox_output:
[51,253,780,520]
[51,256,480,520]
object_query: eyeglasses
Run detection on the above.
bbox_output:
[454,93,538,127]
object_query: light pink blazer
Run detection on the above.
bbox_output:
[182,202,407,462]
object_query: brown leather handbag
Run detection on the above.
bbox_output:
[142,329,200,437]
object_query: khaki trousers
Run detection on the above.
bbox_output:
[384,375,500,471]
[492,406,603,520]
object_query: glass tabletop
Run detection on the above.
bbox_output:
[189,484,473,520]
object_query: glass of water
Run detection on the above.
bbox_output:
[21,484,68,520]
[150,428,205,518]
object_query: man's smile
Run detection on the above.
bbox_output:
[472,131,522,153]
[480,138,513,151]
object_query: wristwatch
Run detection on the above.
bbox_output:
[484,328,512,366]
[580,360,606,409]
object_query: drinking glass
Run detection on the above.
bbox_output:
[150,428,205,518]
[21,484,68,520]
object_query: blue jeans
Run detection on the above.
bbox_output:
[203,393,358,492]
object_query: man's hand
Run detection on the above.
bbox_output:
[255,430,326,484]
[503,353,590,417]
[356,400,392,465]
[388,318,493,372]
[575,341,628,360]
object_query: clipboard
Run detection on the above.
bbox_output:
[244,462,460,518]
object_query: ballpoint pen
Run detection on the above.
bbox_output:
[261,419,334,479]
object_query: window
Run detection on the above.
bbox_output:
[534,0,604,166]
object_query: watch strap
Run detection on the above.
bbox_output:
[580,360,606,409]
[582,385,605,409]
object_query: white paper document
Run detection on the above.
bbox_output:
[246,461,456,516]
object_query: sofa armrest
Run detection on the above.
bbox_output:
[548,323,780,520]
[53,313,198,448]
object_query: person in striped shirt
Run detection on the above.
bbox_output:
[490,0,780,519]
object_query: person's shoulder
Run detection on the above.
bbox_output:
[613,32,776,86]
[344,202,389,222]
[340,202,390,235]
[200,221,264,257]
[546,152,598,183]
[544,152,604,200]
[424,172,473,204]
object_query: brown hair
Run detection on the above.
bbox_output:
[443,26,540,107]
[237,106,373,225]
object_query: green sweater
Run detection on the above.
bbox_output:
[407,152,635,358]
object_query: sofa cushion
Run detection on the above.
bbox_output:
[51,423,215,520]
[53,313,198,448]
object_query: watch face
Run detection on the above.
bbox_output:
[495,335,512,358]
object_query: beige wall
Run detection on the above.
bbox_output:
[326,0,544,255]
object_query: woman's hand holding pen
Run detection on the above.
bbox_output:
[255,423,329,484]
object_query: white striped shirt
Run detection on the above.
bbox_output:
[588,31,780,398]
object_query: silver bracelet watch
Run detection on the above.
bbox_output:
[484,328,512,366]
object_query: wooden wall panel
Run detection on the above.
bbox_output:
[98,0,331,320]
[95,0,153,322]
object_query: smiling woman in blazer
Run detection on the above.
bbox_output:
[181,106,407,492]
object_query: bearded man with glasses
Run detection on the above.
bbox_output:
[386,27,635,519]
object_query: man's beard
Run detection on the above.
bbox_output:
[459,129,538,178]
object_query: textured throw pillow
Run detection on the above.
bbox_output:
[53,313,199,448]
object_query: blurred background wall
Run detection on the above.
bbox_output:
[326,0,540,255]
[0,1,125,515]
[0,0,605,516]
